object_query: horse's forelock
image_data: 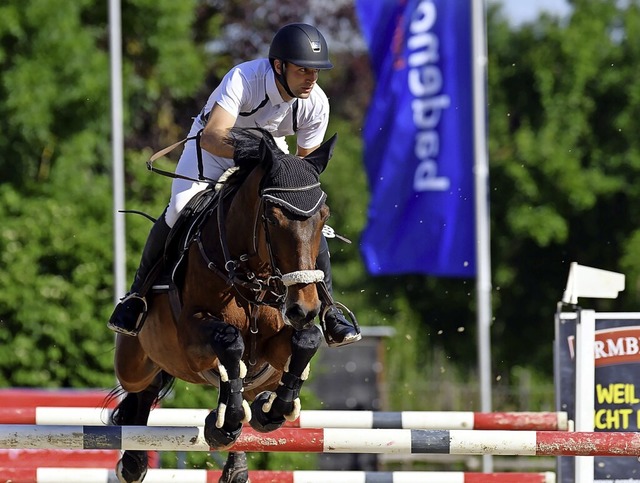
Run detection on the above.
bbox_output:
[228,128,281,170]
[219,128,270,190]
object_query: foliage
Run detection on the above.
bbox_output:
[487,0,640,372]
[2,0,640,441]
[0,0,204,387]
[0,158,114,387]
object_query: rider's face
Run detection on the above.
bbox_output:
[276,61,319,100]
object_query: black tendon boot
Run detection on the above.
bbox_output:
[108,212,172,336]
[316,236,361,347]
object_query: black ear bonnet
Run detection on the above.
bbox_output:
[261,154,327,217]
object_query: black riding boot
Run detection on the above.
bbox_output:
[108,213,172,336]
[317,236,361,347]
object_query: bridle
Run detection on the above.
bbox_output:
[194,179,327,367]
[195,181,325,310]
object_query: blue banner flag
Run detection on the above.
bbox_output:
[356,0,476,277]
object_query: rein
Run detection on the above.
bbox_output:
[195,182,324,310]
[194,180,324,366]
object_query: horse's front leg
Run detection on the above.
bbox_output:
[188,315,251,449]
[250,325,322,432]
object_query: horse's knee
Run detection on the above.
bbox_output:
[291,325,322,360]
[211,323,245,379]
[203,322,250,442]
[212,324,244,356]
[295,324,322,344]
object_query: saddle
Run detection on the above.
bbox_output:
[148,186,221,321]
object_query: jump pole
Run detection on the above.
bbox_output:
[0,408,569,431]
[0,426,637,456]
[0,468,557,483]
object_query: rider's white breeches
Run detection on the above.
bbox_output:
[163,123,290,228]
[164,135,232,228]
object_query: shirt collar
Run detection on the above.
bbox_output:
[267,65,296,107]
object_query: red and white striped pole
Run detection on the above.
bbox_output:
[0,408,569,431]
[0,425,637,456]
[0,469,557,483]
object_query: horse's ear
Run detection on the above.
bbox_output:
[259,137,278,170]
[303,133,338,174]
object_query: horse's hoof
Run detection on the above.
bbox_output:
[219,469,249,483]
[116,451,148,483]
[219,451,250,483]
[204,409,243,450]
[249,391,286,433]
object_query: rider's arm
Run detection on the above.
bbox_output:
[200,103,237,159]
[295,88,329,159]
[296,145,319,157]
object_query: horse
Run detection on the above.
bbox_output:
[111,127,337,483]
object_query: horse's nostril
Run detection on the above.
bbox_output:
[285,304,306,322]
[284,302,321,326]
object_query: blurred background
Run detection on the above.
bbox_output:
[1,0,639,473]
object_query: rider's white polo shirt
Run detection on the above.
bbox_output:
[203,58,329,150]
[166,58,330,227]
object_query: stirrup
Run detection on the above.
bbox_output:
[107,293,148,337]
[320,301,362,348]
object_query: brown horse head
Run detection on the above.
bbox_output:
[219,128,336,331]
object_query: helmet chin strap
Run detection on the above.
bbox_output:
[275,61,297,99]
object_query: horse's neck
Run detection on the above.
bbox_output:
[224,171,264,264]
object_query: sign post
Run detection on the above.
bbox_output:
[555,263,628,483]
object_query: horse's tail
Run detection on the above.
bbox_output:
[104,371,176,425]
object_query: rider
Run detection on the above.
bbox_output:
[108,23,361,347]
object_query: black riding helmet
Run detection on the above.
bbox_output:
[269,23,333,97]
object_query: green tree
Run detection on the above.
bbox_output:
[5,0,640,418]
[0,0,206,387]
[486,0,640,375]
